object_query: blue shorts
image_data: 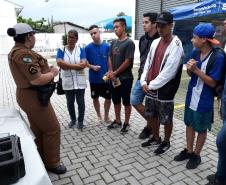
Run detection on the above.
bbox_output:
[130,80,145,105]
[184,107,213,133]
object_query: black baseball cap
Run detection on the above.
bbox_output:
[156,11,173,24]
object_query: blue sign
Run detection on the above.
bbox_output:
[170,0,226,21]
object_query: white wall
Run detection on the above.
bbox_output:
[0,0,17,55]
[33,32,117,58]
[33,30,141,63]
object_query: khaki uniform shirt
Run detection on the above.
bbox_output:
[8,43,50,88]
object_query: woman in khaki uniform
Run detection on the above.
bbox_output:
[7,23,66,174]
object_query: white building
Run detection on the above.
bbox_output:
[0,0,22,54]
[53,22,89,34]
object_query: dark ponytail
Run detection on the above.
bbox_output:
[7,28,16,37]
[7,28,27,43]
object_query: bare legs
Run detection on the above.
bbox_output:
[93,98,111,122]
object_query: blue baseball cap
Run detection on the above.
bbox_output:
[193,23,220,45]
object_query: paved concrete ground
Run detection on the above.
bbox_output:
[0,55,219,185]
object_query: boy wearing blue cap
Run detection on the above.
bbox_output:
[174,23,225,170]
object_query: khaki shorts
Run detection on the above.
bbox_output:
[144,97,174,125]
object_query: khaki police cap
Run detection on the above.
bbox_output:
[7,23,34,37]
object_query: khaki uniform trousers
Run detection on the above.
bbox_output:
[16,88,60,168]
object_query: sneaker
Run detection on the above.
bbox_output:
[107,120,122,130]
[207,174,225,185]
[77,122,85,131]
[207,174,217,183]
[47,164,67,174]
[154,141,170,155]
[120,123,129,134]
[141,137,162,147]
[186,153,201,169]
[139,126,152,139]
[68,120,76,128]
[174,148,192,161]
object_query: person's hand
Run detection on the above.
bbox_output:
[109,71,116,80]
[50,66,59,77]
[186,59,197,72]
[106,71,112,79]
[80,62,87,69]
[92,65,101,72]
[142,84,149,93]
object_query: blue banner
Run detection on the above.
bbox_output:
[170,0,226,21]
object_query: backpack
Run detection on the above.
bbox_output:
[193,47,226,98]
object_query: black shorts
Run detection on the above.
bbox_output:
[90,83,111,99]
[110,78,133,106]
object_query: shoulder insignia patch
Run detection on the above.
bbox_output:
[175,40,180,46]
[23,56,32,63]
[29,65,38,74]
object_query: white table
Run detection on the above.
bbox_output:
[0,108,52,185]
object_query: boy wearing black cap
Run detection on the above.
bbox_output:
[174,23,225,170]
[140,11,184,154]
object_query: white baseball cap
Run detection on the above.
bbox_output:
[7,23,34,37]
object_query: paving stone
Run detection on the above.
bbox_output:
[94,180,107,185]
[89,167,105,176]
[126,176,141,185]
[169,172,186,182]
[132,162,146,172]
[52,178,71,185]
[113,171,130,180]
[105,164,118,175]
[101,171,114,184]
[108,179,128,185]
[140,176,158,185]
[129,168,144,180]
[83,174,101,184]
[77,167,89,179]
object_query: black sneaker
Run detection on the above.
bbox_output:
[141,137,162,147]
[120,123,129,134]
[68,120,76,128]
[107,120,122,130]
[207,174,217,183]
[207,174,225,185]
[139,126,152,139]
[174,148,192,161]
[186,153,201,169]
[154,141,170,155]
[47,164,67,174]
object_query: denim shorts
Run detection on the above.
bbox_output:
[130,80,145,105]
[184,107,213,133]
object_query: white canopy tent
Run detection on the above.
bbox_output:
[0,0,19,55]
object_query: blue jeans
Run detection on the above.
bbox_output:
[65,89,85,128]
[216,120,226,182]
[130,80,145,106]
